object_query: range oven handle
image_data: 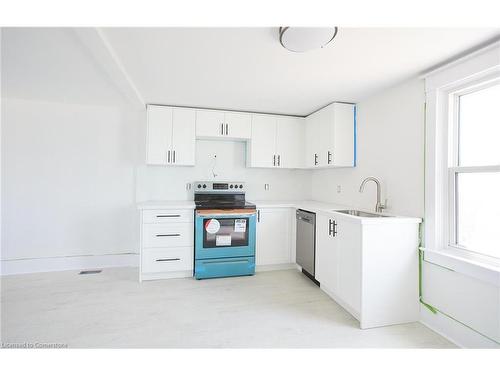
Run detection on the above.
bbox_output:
[202,259,249,265]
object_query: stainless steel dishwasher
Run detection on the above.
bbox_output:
[296,209,318,284]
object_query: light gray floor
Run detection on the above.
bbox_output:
[1,268,455,348]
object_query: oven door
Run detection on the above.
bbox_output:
[195,210,256,259]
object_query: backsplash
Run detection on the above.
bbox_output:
[135,139,312,202]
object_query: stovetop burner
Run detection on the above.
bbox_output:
[193,181,255,210]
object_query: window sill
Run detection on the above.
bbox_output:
[423,248,500,287]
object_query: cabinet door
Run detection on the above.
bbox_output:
[331,103,355,167]
[315,213,338,293]
[225,112,251,139]
[146,105,172,165]
[318,105,334,167]
[335,215,361,313]
[195,110,225,138]
[276,116,303,168]
[171,108,196,166]
[256,208,291,265]
[248,114,277,168]
[305,111,320,168]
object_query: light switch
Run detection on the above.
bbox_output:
[264,184,270,190]
[186,183,192,191]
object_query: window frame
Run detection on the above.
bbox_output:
[445,79,500,258]
[424,42,500,271]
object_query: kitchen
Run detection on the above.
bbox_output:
[1,11,500,374]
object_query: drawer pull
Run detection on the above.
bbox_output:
[155,234,181,237]
[156,258,181,262]
[156,214,181,218]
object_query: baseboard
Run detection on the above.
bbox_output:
[420,304,500,348]
[1,253,139,276]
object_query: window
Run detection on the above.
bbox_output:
[448,82,500,259]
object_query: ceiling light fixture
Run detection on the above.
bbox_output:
[279,27,339,53]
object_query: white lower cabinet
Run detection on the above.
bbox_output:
[314,212,419,329]
[140,209,194,281]
[141,247,193,274]
[314,213,339,294]
[256,208,293,266]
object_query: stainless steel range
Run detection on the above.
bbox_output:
[193,181,256,279]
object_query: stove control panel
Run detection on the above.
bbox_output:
[194,181,245,193]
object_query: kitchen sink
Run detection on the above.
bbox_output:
[334,209,389,218]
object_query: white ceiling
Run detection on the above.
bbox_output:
[102,27,500,115]
[2,28,499,114]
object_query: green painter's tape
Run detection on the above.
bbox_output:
[418,246,438,314]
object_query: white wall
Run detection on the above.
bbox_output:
[1,98,141,261]
[136,139,312,202]
[311,79,425,218]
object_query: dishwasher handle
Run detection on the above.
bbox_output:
[297,215,312,223]
[296,210,315,224]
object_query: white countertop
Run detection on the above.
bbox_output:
[253,200,421,224]
[137,199,421,223]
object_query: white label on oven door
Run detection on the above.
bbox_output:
[216,235,232,246]
[205,219,220,234]
[234,219,247,233]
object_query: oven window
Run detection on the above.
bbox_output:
[203,218,249,248]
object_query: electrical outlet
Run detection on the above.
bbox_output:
[337,185,341,193]
[186,183,192,191]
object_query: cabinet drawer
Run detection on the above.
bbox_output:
[142,223,193,248]
[142,209,193,224]
[142,247,193,273]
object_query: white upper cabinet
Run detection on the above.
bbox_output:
[147,105,172,165]
[305,102,356,168]
[171,108,196,166]
[248,114,276,168]
[146,105,196,166]
[276,116,304,168]
[224,112,252,139]
[247,114,304,168]
[195,110,225,138]
[305,110,321,168]
[195,110,251,140]
[147,103,354,169]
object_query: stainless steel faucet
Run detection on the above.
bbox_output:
[359,177,387,213]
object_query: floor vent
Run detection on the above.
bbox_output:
[79,270,102,275]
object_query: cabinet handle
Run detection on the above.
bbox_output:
[273,155,276,166]
[156,214,181,218]
[277,155,281,166]
[314,153,318,166]
[328,151,332,164]
[226,123,229,135]
[155,234,180,237]
[328,219,333,236]
[156,258,180,262]
[221,123,224,135]
[167,150,171,163]
[173,150,176,163]
[333,221,338,237]
[257,210,260,222]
